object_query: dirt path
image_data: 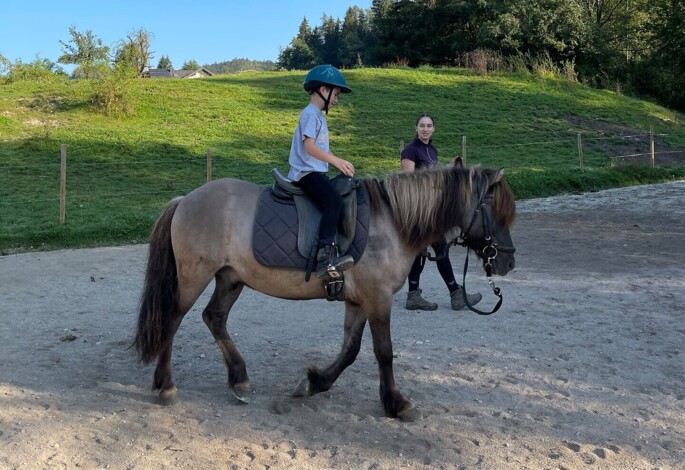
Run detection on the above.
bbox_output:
[1,181,683,469]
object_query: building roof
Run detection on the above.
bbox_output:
[146,67,213,78]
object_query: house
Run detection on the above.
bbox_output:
[145,67,213,79]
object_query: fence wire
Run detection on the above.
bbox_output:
[1,133,683,243]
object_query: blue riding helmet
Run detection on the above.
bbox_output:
[303,65,352,93]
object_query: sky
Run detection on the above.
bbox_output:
[1,0,372,71]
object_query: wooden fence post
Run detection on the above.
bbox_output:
[207,148,213,182]
[461,135,467,165]
[59,144,67,224]
[577,132,584,169]
[650,126,655,167]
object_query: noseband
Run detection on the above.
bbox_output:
[458,177,516,273]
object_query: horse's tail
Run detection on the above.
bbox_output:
[132,197,183,364]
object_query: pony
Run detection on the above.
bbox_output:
[133,164,516,421]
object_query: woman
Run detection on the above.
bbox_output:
[400,114,482,311]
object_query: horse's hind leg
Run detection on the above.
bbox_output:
[201,268,250,402]
[153,314,185,406]
[293,300,367,398]
[152,265,217,406]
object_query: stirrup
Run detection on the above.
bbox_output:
[316,244,353,279]
[324,272,345,301]
[317,263,344,280]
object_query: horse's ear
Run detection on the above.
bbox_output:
[452,156,464,168]
[484,168,505,186]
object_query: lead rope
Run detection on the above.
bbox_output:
[461,247,503,315]
[425,240,504,315]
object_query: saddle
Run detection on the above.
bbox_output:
[252,169,370,280]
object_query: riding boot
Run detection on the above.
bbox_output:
[405,289,438,311]
[450,286,482,310]
[316,243,354,279]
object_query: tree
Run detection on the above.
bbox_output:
[487,0,587,61]
[297,17,315,47]
[573,0,649,86]
[638,0,685,108]
[278,18,316,69]
[113,28,154,77]
[340,7,372,67]
[58,26,110,77]
[157,55,172,69]
[314,15,343,65]
[182,59,201,69]
[204,58,276,73]
[278,37,315,70]
[366,0,394,65]
[272,0,680,109]
[575,0,628,34]
[113,42,137,76]
[368,0,425,66]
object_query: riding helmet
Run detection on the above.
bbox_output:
[303,65,351,93]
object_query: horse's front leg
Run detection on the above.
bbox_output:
[293,300,367,397]
[367,298,422,422]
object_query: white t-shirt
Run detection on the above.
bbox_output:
[288,103,329,181]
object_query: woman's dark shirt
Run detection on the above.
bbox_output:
[400,137,438,170]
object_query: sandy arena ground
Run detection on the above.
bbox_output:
[1,181,684,469]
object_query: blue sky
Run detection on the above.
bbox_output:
[1,0,372,70]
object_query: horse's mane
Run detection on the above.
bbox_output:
[491,174,516,230]
[363,166,476,250]
[363,165,516,251]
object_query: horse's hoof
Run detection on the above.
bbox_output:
[232,381,251,404]
[158,386,179,406]
[292,378,311,398]
[271,400,292,415]
[397,405,422,422]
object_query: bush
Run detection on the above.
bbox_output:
[0,55,66,84]
[560,59,578,82]
[461,49,503,75]
[90,73,133,116]
[385,57,410,68]
[530,51,559,79]
[506,53,530,75]
[502,52,577,83]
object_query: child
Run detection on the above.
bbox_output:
[289,65,355,279]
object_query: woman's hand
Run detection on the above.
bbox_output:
[400,159,415,172]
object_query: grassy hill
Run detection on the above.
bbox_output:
[1,67,684,253]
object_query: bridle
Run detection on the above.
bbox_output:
[425,174,516,315]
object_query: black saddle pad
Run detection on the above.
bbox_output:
[252,184,370,270]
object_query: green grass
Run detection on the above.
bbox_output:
[1,67,684,253]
